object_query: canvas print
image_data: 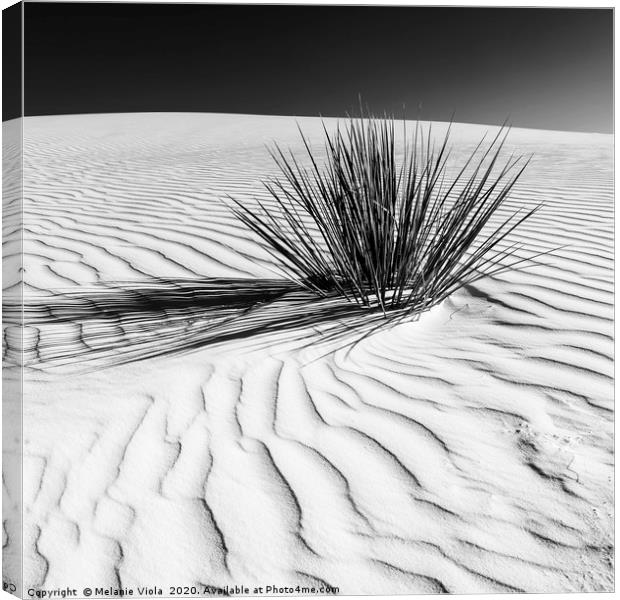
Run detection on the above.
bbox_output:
[2,3,614,597]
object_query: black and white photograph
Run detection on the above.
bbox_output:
[1,2,614,597]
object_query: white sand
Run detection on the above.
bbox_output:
[2,113,613,594]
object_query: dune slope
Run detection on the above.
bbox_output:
[2,113,613,594]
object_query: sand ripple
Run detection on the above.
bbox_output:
[3,114,613,594]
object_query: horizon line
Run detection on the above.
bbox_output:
[6,110,614,136]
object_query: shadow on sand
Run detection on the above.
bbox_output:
[7,277,417,370]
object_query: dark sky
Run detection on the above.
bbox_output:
[10,3,615,132]
[2,1,21,120]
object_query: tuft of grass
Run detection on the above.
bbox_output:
[230,110,537,317]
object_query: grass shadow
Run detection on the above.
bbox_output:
[12,277,416,371]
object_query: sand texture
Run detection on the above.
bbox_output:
[2,113,614,594]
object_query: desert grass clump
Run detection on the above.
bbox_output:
[231,111,536,317]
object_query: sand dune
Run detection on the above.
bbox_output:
[3,113,613,594]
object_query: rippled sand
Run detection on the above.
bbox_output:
[2,113,613,594]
